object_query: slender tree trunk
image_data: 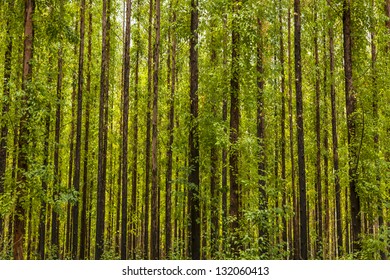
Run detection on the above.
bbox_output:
[229,0,241,255]
[313,7,322,258]
[221,14,228,246]
[322,30,330,259]
[294,0,308,260]
[51,44,62,259]
[80,0,92,259]
[288,7,299,260]
[131,0,140,258]
[14,0,35,260]
[96,0,111,260]
[188,0,200,260]
[209,27,219,259]
[343,0,361,253]
[256,17,267,253]
[165,3,176,258]
[121,0,132,260]
[327,2,343,256]
[278,1,287,254]
[38,106,50,259]
[72,0,86,260]
[0,0,14,241]
[143,0,153,260]
[151,0,161,260]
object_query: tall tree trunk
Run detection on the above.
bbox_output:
[165,2,176,258]
[72,0,86,260]
[342,0,361,253]
[221,14,228,246]
[229,0,241,255]
[0,0,14,241]
[80,0,92,259]
[256,17,267,253]
[322,30,330,259]
[278,0,287,254]
[51,44,63,259]
[121,0,132,260]
[327,1,343,256]
[151,0,161,260]
[96,0,111,260]
[188,0,200,260]
[143,0,153,260]
[38,107,50,259]
[209,25,219,259]
[131,0,140,258]
[314,7,322,258]
[288,7,299,260]
[294,0,308,260]
[14,0,35,260]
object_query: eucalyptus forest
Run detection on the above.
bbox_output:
[0,0,390,260]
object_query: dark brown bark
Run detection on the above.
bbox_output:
[96,0,111,260]
[38,105,50,260]
[209,27,219,259]
[72,0,86,260]
[80,0,92,259]
[121,0,132,260]
[131,0,140,259]
[327,3,343,256]
[322,30,330,259]
[221,14,228,241]
[294,0,308,260]
[165,4,176,258]
[0,0,14,240]
[188,0,200,260]
[288,7,299,260]
[278,1,287,253]
[143,0,153,259]
[256,18,267,252]
[151,0,161,260]
[51,45,62,259]
[314,8,322,257]
[229,0,241,255]
[14,0,35,260]
[342,0,361,253]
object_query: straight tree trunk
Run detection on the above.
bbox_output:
[229,0,241,255]
[72,0,86,260]
[209,27,219,259]
[151,0,161,260]
[14,0,35,260]
[221,14,228,244]
[121,0,132,260]
[278,1,287,253]
[322,31,330,259]
[314,8,322,257]
[0,0,14,240]
[96,0,111,260]
[288,7,299,260]
[165,3,176,258]
[80,0,92,259]
[143,0,153,259]
[38,107,50,259]
[188,0,200,260]
[131,0,140,258]
[256,17,267,253]
[294,0,308,260]
[51,45,63,259]
[342,0,361,253]
[327,1,343,256]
